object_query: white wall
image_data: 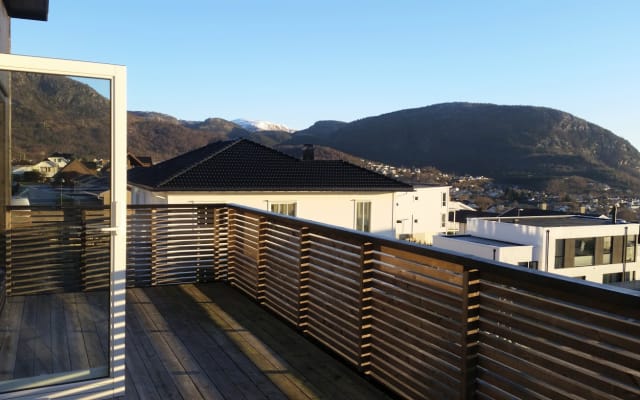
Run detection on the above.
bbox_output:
[131,188,398,237]
[394,186,449,244]
[433,235,534,265]
[467,217,640,283]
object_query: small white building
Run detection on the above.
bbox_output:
[433,215,640,284]
[394,186,450,244]
[47,155,70,169]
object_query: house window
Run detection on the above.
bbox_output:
[518,261,539,270]
[603,271,635,284]
[603,236,613,264]
[270,202,297,217]
[625,234,637,262]
[574,237,595,267]
[441,192,447,207]
[441,213,446,228]
[555,239,565,268]
[355,201,371,232]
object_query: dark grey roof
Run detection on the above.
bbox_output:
[128,139,413,192]
[443,235,527,247]
[494,215,620,227]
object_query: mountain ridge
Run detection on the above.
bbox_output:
[10,73,640,191]
[285,102,640,190]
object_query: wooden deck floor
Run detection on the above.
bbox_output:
[124,283,394,400]
[0,291,109,392]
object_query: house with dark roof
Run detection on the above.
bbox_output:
[128,139,450,240]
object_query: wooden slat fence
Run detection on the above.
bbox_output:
[3,203,639,399]
[476,263,640,400]
[127,205,217,286]
[5,207,110,295]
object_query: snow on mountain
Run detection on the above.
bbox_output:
[233,118,296,133]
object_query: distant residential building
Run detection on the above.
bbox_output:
[394,186,450,244]
[33,159,59,178]
[128,139,449,241]
[47,155,70,169]
[433,215,640,284]
[55,159,98,182]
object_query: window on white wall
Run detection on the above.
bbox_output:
[603,236,613,264]
[355,201,371,232]
[270,202,297,217]
[441,213,446,228]
[442,192,447,207]
[625,234,637,262]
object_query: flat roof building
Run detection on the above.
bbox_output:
[433,215,640,284]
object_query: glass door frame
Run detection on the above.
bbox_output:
[0,54,127,399]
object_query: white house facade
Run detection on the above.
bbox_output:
[433,215,640,284]
[393,186,450,244]
[128,139,450,241]
[132,188,401,237]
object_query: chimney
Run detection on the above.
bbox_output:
[611,204,618,224]
[302,144,314,161]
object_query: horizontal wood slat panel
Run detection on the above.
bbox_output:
[7,204,640,400]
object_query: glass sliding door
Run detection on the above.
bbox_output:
[0,55,126,399]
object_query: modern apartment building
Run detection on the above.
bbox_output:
[433,215,639,284]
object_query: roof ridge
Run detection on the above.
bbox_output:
[157,139,241,187]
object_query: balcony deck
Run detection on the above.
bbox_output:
[3,204,639,399]
[124,283,392,400]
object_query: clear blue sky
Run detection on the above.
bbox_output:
[11,1,640,147]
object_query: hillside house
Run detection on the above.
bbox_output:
[433,215,640,284]
[128,139,450,241]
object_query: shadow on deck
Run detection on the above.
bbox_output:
[125,283,393,400]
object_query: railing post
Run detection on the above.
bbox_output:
[358,241,374,374]
[2,208,10,298]
[297,226,310,330]
[460,267,480,399]
[80,209,88,291]
[150,207,158,286]
[227,207,236,285]
[257,216,268,303]
[213,207,229,281]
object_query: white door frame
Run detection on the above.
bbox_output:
[0,54,127,399]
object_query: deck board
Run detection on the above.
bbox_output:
[124,283,393,400]
[1,283,392,399]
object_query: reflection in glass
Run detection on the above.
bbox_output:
[0,71,111,393]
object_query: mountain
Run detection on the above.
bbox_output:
[285,102,640,191]
[10,73,254,162]
[12,72,112,160]
[232,119,296,133]
[11,74,640,192]
[291,120,348,143]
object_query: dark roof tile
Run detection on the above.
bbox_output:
[129,139,412,192]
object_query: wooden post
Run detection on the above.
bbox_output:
[256,216,268,303]
[80,209,88,291]
[2,208,9,299]
[149,207,158,286]
[227,208,236,286]
[297,226,310,330]
[358,241,374,374]
[212,207,228,282]
[460,267,480,399]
